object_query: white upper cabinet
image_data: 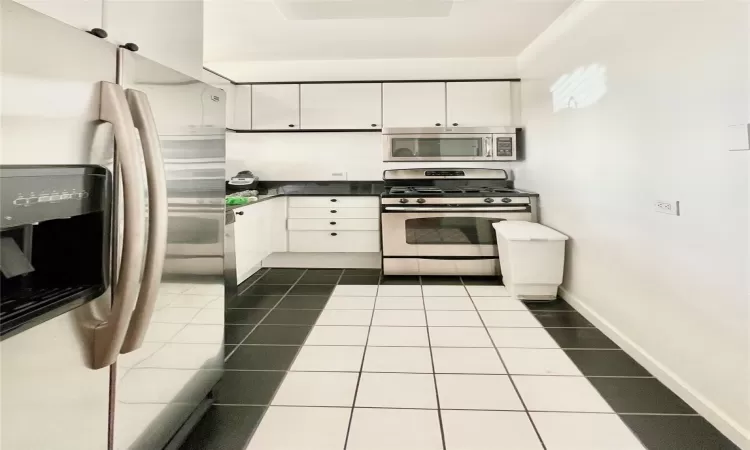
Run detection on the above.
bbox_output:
[15,0,102,31]
[382,82,446,128]
[300,83,382,130]
[233,85,252,130]
[446,81,512,127]
[103,0,203,79]
[251,84,300,130]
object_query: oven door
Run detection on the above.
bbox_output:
[381,206,533,257]
[383,133,493,162]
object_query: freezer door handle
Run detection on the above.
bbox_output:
[120,89,169,354]
[93,82,147,369]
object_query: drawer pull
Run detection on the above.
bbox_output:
[330,232,338,236]
[330,210,337,213]
[236,211,244,216]
[330,199,338,202]
[330,221,337,225]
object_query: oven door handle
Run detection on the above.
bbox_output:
[383,206,530,212]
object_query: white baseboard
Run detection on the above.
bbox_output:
[559,287,750,450]
[263,252,381,269]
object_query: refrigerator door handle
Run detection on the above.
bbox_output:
[93,82,147,369]
[120,89,169,353]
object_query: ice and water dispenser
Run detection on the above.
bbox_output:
[0,165,112,337]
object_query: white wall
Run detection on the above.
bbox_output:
[206,57,517,83]
[517,1,749,446]
[226,132,518,181]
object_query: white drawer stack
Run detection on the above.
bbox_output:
[287,196,380,253]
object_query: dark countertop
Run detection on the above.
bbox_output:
[227,181,384,210]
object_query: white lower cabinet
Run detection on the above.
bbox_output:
[288,218,379,231]
[287,207,379,219]
[234,196,287,284]
[288,231,380,253]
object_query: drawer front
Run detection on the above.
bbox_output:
[288,218,380,231]
[288,231,381,253]
[288,207,380,219]
[288,196,380,208]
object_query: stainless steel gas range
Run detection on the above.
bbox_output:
[380,168,539,276]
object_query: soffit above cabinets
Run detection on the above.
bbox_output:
[204,0,575,63]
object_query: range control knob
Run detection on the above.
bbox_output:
[501,198,512,203]
[484,198,495,204]
[399,198,409,204]
[416,198,426,204]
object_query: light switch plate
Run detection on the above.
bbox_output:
[655,200,679,216]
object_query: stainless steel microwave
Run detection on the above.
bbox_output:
[383,127,519,162]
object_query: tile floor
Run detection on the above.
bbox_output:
[179,268,739,450]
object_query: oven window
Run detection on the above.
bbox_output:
[405,217,502,245]
[391,137,484,158]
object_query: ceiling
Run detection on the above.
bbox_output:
[204,0,574,63]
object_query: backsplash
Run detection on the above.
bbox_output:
[226,132,519,181]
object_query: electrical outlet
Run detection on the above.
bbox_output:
[655,200,679,216]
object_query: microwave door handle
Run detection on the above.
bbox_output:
[120,89,169,354]
[92,82,147,369]
[485,137,492,157]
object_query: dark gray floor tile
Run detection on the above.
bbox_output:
[226,308,270,325]
[339,275,380,285]
[305,268,344,276]
[179,405,265,450]
[262,309,322,325]
[276,295,329,309]
[344,268,381,276]
[297,274,340,285]
[532,311,594,327]
[523,298,575,311]
[237,269,268,292]
[225,345,300,370]
[565,349,651,376]
[546,328,619,349]
[461,276,503,285]
[225,325,256,344]
[215,371,286,405]
[588,377,695,414]
[225,344,237,356]
[230,295,283,309]
[380,275,420,285]
[242,284,292,296]
[255,269,304,285]
[287,284,335,296]
[243,325,312,345]
[621,415,739,450]
[420,276,463,285]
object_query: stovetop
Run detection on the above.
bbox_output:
[383,186,528,198]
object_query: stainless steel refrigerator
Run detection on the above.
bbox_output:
[0,1,226,448]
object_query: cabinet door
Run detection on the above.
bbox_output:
[103,0,203,79]
[300,83,382,129]
[234,209,255,283]
[382,83,446,128]
[251,84,300,130]
[447,81,512,127]
[15,0,102,31]
[233,85,252,130]
[269,197,288,253]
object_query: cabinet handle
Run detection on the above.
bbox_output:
[330,199,338,202]
[435,123,441,126]
[330,232,338,236]
[236,211,244,216]
[371,124,377,127]
[452,123,459,126]
[330,221,337,225]
[330,210,337,213]
[288,124,295,128]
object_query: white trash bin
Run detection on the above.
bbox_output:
[493,221,569,300]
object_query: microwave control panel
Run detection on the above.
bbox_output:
[496,137,514,157]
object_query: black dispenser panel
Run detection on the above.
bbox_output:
[0,165,112,338]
